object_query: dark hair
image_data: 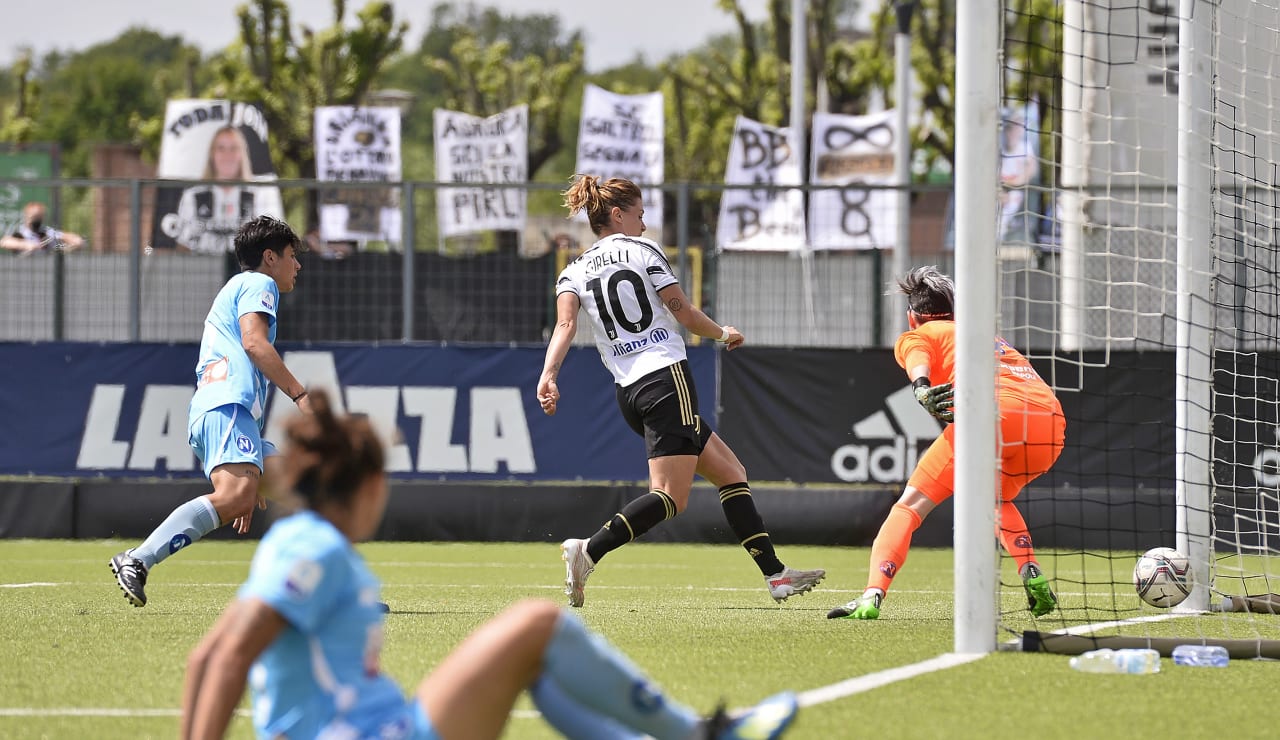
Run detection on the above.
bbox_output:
[897,265,956,321]
[235,215,302,269]
[562,175,642,235]
[276,390,384,509]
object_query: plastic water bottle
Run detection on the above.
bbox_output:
[1068,648,1161,674]
[1171,644,1230,667]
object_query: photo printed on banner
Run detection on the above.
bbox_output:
[152,100,282,254]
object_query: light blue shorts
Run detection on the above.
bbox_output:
[189,403,277,479]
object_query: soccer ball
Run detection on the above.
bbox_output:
[1133,547,1194,608]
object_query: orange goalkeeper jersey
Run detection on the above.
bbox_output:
[893,320,1059,411]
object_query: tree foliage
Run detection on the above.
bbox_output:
[663,0,868,184]
[0,30,195,174]
[198,0,408,179]
[0,54,38,144]
[417,2,585,179]
[0,0,1064,190]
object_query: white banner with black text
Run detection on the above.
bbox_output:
[717,115,806,251]
[574,84,665,235]
[314,106,402,243]
[433,105,529,239]
[809,110,899,250]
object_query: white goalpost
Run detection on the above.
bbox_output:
[952,0,1001,654]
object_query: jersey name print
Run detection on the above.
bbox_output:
[557,234,687,386]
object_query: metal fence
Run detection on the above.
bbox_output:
[0,177,990,348]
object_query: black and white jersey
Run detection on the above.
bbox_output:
[556,234,686,387]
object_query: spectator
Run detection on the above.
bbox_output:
[174,125,283,254]
[1,201,84,253]
[998,108,1039,242]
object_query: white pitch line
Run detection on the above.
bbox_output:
[797,652,986,708]
[1000,611,1199,648]
[4,657,985,721]
[0,582,60,588]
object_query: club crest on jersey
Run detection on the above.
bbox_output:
[260,290,275,311]
[236,433,255,454]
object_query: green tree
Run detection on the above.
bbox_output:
[834,0,1061,176]
[663,0,862,184]
[418,2,585,180]
[3,30,195,174]
[0,53,39,144]
[200,0,408,180]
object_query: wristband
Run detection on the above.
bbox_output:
[912,377,931,391]
[291,390,308,403]
[718,327,730,343]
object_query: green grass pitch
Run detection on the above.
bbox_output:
[0,540,1274,739]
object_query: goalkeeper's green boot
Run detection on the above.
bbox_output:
[1022,565,1057,617]
[826,590,882,620]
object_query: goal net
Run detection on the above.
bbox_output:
[993,0,1280,654]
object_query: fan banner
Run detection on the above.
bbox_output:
[151,99,283,254]
[808,110,899,250]
[314,106,403,243]
[574,84,665,235]
[0,342,712,481]
[433,105,528,239]
[716,115,807,251]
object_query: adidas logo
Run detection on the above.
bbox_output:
[830,385,943,482]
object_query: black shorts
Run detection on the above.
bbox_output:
[616,360,713,459]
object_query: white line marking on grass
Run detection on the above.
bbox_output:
[796,652,985,708]
[0,582,60,588]
[1000,611,1201,649]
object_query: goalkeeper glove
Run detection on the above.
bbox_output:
[912,377,954,423]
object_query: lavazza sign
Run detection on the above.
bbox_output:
[75,351,536,475]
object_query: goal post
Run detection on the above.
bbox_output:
[953,0,1002,655]
[1173,0,1214,613]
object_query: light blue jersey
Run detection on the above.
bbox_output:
[240,511,418,739]
[189,271,280,426]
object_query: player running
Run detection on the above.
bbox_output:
[827,266,1065,620]
[538,174,824,608]
[110,215,309,607]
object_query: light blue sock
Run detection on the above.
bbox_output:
[130,496,220,569]
[541,611,700,740]
[530,676,645,740]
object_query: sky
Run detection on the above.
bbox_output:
[7,0,771,72]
